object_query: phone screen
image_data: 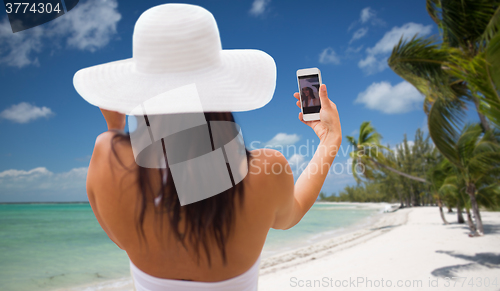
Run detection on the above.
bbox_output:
[298,74,321,114]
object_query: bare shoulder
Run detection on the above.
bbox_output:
[248,148,291,176]
[94,131,132,156]
[246,148,294,208]
[89,131,137,193]
[87,131,139,250]
[93,131,136,169]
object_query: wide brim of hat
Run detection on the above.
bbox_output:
[73,49,276,115]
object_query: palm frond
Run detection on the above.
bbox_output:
[345,135,357,148]
[447,48,500,128]
[476,183,500,210]
[359,121,382,145]
[486,32,500,100]
[456,124,483,164]
[426,0,443,30]
[480,6,500,48]
[428,97,466,165]
[438,0,499,49]
[388,36,456,102]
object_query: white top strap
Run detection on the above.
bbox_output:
[130,256,260,291]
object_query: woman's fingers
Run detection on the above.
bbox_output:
[296,100,301,108]
[294,92,300,100]
[318,84,330,108]
[298,112,308,126]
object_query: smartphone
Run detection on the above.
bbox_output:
[297,67,322,121]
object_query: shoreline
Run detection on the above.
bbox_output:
[260,202,388,259]
[60,204,500,291]
[259,203,408,275]
[62,202,390,291]
[259,207,500,291]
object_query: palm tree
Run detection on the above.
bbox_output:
[388,0,500,165]
[437,167,466,224]
[442,124,500,235]
[427,151,451,224]
[395,131,435,205]
[347,121,428,184]
[439,168,478,228]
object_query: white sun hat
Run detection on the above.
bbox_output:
[73,3,277,115]
[299,79,319,94]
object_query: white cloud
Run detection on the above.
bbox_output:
[368,23,432,55]
[355,81,424,114]
[288,154,305,166]
[347,22,358,32]
[350,27,368,44]
[394,140,415,150]
[359,22,432,74]
[287,154,309,178]
[0,167,51,179]
[264,133,300,147]
[358,55,388,74]
[360,7,375,23]
[50,0,121,51]
[249,0,270,17]
[0,18,44,68]
[0,167,88,202]
[393,141,415,155]
[348,7,384,32]
[0,102,54,123]
[421,116,428,133]
[0,0,121,68]
[345,45,364,55]
[319,47,340,65]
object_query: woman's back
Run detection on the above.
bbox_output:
[86,132,293,282]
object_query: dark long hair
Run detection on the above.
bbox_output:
[109,112,251,267]
[302,87,317,99]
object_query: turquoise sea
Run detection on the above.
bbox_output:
[0,203,383,291]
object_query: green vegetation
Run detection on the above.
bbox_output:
[322,127,436,205]
[321,0,500,236]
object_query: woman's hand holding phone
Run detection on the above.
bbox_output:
[285,83,342,229]
[294,84,341,146]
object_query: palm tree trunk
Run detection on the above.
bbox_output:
[457,201,465,224]
[397,188,404,208]
[369,158,428,183]
[467,183,484,235]
[438,199,449,224]
[466,208,477,234]
[411,185,416,206]
[414,185,421,206]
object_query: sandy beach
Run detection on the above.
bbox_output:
[259,206,500,291]
[64,204,500,291]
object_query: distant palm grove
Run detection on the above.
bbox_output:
[320,0,500,237]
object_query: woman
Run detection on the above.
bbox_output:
[75,4,341,291]
[302,86,321,107]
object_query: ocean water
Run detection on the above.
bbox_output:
[0,202,382,291]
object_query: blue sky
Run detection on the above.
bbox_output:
[0,0,436,202]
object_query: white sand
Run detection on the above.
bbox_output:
[68,205,500,291]
[259,207,500,291]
